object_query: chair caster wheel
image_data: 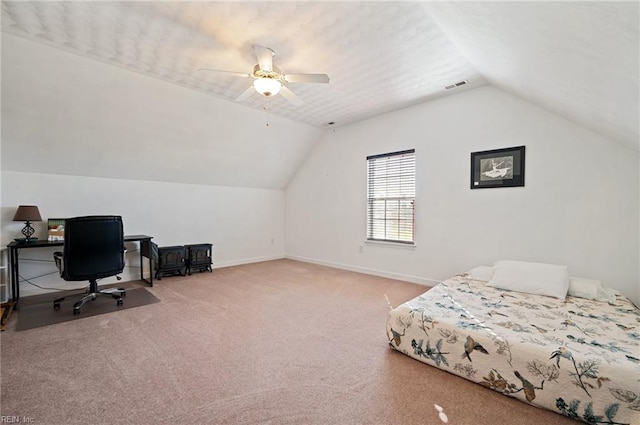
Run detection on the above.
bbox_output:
[73,309,81,315]
[53,303,60,310]
[117,299,123,307]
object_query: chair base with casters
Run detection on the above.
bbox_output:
[52,279,127,315]
[53,246,126,315]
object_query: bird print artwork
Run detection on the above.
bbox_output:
[609,388,640,411]
[488,309,509,318]
[625,354,640,364]
[389,328,405,347]
[549,346,573,368]
[616,323,636,331]
[531,324,550,334]
[514,370,543,402]
[462,335,489,361]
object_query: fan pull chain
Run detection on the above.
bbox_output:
[263,97,270,127]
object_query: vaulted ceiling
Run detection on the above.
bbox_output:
[3,1,637,152]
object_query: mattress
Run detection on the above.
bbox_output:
[386,273,640,424]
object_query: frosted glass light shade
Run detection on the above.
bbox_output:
[253,78,281,97]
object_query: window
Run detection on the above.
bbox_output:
[366,149,415,244]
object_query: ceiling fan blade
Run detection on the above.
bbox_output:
[235,86,255,102]
[283,73,330,84]
[198,68,251,78]
[279,85,303,106]
[254,45,274,72]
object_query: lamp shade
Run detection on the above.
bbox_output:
[13,205,42,222]
[253,78,281,97]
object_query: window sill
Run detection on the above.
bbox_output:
[364,240,416,249]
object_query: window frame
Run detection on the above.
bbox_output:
[366,149,416,245]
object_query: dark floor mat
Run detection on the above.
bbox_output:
[14,288,160,331]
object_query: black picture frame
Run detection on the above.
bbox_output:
[470,146,525,189]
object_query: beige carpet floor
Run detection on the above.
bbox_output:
[0,259,576,424]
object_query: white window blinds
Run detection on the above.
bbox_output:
[366,149,415,244]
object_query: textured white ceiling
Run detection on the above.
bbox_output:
[2,1,638,150]
[423,1,639,151]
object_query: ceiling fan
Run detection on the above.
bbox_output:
[199,45,330,106]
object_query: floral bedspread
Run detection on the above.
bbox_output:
[386,274,640,424]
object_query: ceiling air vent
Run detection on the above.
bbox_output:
[444,80,468,90]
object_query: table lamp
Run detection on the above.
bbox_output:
[13,205,42,242]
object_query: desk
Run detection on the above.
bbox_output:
[7,234,154,303]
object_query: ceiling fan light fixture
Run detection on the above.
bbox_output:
[253,78,282,97]
[201,46,328,106]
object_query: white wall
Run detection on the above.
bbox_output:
[1,33,322,190]
[3,32,638,304]
[2,171,285,297]
[1,33,313,298]
[286,86,640,304]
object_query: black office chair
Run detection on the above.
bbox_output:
[53,216,127,315]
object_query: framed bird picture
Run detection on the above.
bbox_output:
[470,146,525,189]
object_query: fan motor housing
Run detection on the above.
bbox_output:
[253,64,282,80]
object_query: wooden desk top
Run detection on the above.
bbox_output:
[7,235,153,248]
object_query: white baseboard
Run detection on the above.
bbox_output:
[213,255,286,269]
[285,255,440,287]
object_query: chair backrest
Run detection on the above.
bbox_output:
[62,215,125,281]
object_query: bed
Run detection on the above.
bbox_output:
[386,262,640,424]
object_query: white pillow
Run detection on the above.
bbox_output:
[569,277,618,304]
[596,286,618,304]
[487,260,569,299]
[568,277,601,299]
[466,266,495,281]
